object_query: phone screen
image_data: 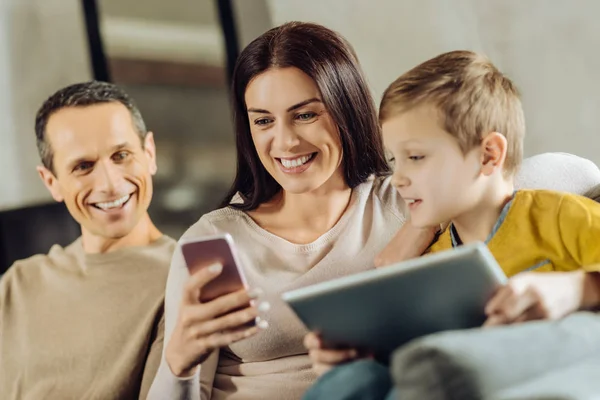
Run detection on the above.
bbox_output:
[180,235,247,303]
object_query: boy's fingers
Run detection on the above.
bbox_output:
[483,314,506,327]
[310,348,357,365]
[501,287,538,322]
[485,285,513,315]
[304,332,322,350]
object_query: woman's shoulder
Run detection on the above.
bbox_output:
[357,175,407,221]
[179,206,248,241]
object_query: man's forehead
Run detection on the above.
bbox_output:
[47,103,136,141]
[45,104,140,165]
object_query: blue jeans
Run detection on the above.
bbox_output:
[303,360,397,400]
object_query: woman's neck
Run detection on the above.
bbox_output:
[250,173,352,244]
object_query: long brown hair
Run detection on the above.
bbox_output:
[221,22,389,211]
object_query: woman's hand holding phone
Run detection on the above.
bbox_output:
[165,263,267,377]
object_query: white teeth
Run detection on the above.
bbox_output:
[406,199,418,204]
[280,154,313,169]
[95,194,131,210]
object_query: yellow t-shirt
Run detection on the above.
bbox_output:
[428,190,600,277]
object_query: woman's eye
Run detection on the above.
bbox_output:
[254,118,273,126]
[409,155,425,161]
[296,112,316,121]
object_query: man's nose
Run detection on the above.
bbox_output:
[94,160,125,194]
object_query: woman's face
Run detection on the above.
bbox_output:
[245,67,345,195]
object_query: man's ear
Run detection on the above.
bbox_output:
[36,166,64,202]
[480,132,508,176]
[143,132,158,175]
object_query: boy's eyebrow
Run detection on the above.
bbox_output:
[398,138,426,144]
[247,98,322,114]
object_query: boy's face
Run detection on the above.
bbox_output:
[382,104,484,228]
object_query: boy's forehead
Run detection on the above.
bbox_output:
[383,105,446,141]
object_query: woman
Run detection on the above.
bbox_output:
[147,21,432,399]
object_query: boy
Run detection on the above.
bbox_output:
[303,50,600,400]
[379,50,600,325]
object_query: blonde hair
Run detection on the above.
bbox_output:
[379,50,525,175]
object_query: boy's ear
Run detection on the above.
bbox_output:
[37,166,64,202]
[480,132,508,176]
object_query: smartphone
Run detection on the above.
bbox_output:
[180,233,251,304]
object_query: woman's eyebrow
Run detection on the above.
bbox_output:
[247,98,322,114]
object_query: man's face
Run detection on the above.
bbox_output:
[38,102,157,239]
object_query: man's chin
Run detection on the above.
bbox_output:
[87,221,138,241]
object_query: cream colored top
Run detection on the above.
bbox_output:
[0,235,175,400]
[148,176,407,400]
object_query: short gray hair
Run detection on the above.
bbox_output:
[35,80,147,173]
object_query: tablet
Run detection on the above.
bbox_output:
[282,242,506,357]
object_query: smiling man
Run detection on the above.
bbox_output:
[0,81,176,399]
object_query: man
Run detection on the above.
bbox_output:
[0,81,176,399]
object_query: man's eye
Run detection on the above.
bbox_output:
[74,162,93,172]
[113,151,130,161]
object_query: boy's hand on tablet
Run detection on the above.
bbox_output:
[483,270,589,326]
[304,332,361,376]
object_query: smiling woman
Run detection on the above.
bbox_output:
[222,21,391,212]
[147,21,426,400]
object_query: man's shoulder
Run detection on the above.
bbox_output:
[0,242,75,295]
[135,235,177,267]
[4,240,79,277]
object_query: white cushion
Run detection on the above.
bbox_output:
[515,152,600,195]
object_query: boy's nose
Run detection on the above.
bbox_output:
[392,172,410,189]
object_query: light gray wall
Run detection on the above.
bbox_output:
[0,0,92,211]
[99,0,218,26]
[267,0,600,166]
